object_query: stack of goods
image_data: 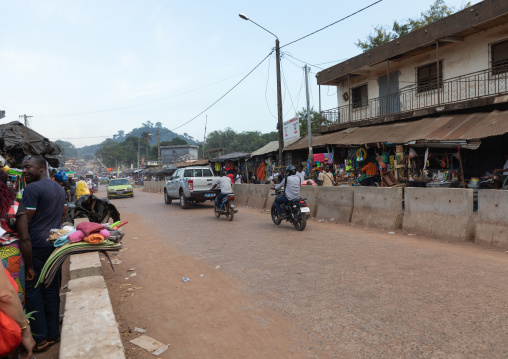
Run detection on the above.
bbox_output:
[36,220,128,288]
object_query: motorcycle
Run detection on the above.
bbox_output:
[92,182,99,193]
[270,189,310,231]
[214,193,237,221]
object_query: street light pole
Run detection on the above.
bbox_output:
[239,13,284,167]
[275,39,284,167]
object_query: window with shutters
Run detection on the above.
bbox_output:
[351,84,368,109]
[491,39,508,75]
[417,61,443,93]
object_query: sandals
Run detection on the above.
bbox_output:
[33,339,59,352]
[33,340,51,352]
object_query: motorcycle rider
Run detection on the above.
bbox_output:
[271,165,301,219]
[54,171,71,204]
[211,170,233,210]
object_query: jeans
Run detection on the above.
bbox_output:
[25,246,61,343]
[274,195,289,216]
[215,193,229,208]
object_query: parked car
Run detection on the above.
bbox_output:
[107,178,134,199]
[100,177,109,184]
[164,166,216,209]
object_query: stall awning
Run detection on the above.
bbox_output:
[284,111,508,151]
[251,138,300,157]
[210,152,251,162]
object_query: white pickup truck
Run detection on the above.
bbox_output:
[164,166,217,209]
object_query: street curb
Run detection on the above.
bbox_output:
[60,252,126,359]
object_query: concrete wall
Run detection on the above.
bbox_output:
[403,188,474,241]
[300,186,319,218]
[352,187,403,229]
[143,181,165,193]
[233,184,249,207]
[315,186,353,223]
[248,184,270,209]
[475,190,508,248]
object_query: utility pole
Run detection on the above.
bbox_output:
[202,115,208,159]
[275,39,284,167]
[137,139,140,170]
[305,65,313,172]
[19,114,33,127]
[157,130,161,166]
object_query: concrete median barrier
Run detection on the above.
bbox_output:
[143,181,165,193]
[248,184,270,209]
[233,184,249,207]
[476,189,508,248]
[351,187,403,228]
[403,188,474,241]
[315,186,353,223]
[300,186,318,217]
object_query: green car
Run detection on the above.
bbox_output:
[100,177,109,184]
[107,178,134,199]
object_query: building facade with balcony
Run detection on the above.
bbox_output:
[317,0,508,133]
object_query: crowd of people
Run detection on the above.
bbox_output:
[0,155,68,357]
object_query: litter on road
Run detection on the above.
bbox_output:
[130,335,167,352]
[182,276,190,282]
[134,327,146,333]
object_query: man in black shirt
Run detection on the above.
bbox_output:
[22,155,66,352]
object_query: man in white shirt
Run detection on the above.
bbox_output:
[271,165,300,218]
[211,170,233,209]
[235,171,242,184]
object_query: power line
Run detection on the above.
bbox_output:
[263,51,277,119]
[54,51,274,140]
[280,0,383,49]
[166,50,274,132]
[37,70,250,117]
[282,52,324,70]
[280,61,298,118]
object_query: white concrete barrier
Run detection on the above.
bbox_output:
[247,184,271,209]
[300,186,319,218]
[143,181,165,193]
[315,187,354,223]
[403,188,474,241]
[60,252,125,359]
[352,187,403,228]
[233,184,249,207]
[476,189,508,248]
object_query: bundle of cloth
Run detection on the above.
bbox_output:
[51,221,126,248]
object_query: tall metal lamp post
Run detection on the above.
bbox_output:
[239,13,284,167]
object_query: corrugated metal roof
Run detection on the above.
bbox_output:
[251,138,301,157]
[284,111,508,150]
[210,152,251,162]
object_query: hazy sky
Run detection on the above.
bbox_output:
[0,0,478,148]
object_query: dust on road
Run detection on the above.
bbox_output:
[103,188,508,359]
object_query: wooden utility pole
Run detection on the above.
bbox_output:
[19,114,33,127]
[157,129,161,166]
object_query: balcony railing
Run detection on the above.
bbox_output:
[321,67,508,125]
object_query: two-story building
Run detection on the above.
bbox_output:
[286,0,508,180]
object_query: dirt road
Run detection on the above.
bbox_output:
[102,187,508,358]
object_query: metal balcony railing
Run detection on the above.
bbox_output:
[321,66,508,125]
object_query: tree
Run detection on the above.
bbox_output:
[297,107,331,137]
[54,140,78,159]
[355,0,469,51]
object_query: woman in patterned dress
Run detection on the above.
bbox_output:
[0,170,34,303]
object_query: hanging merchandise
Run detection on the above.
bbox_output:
[215,162,220,172]
[409,148,417,159]
[345,159,353,172]
[356,148,367,162]
[314,153,326,162]
[225,160,234,171]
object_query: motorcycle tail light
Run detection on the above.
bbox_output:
[188,179,193,190]
[228,196,235,201]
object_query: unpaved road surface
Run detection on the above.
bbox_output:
[102,187,508,359]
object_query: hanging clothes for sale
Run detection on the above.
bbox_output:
[256,162,266,182]
[225,160,234,171]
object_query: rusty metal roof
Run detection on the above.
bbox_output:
[284,111,508,150]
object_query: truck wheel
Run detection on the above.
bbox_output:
[180,191,189,209]
[164,190,172,204]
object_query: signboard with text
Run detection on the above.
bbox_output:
[283,117,300,142]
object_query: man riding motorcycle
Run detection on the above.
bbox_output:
[211,170,234,210]
[271,165,301,220]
